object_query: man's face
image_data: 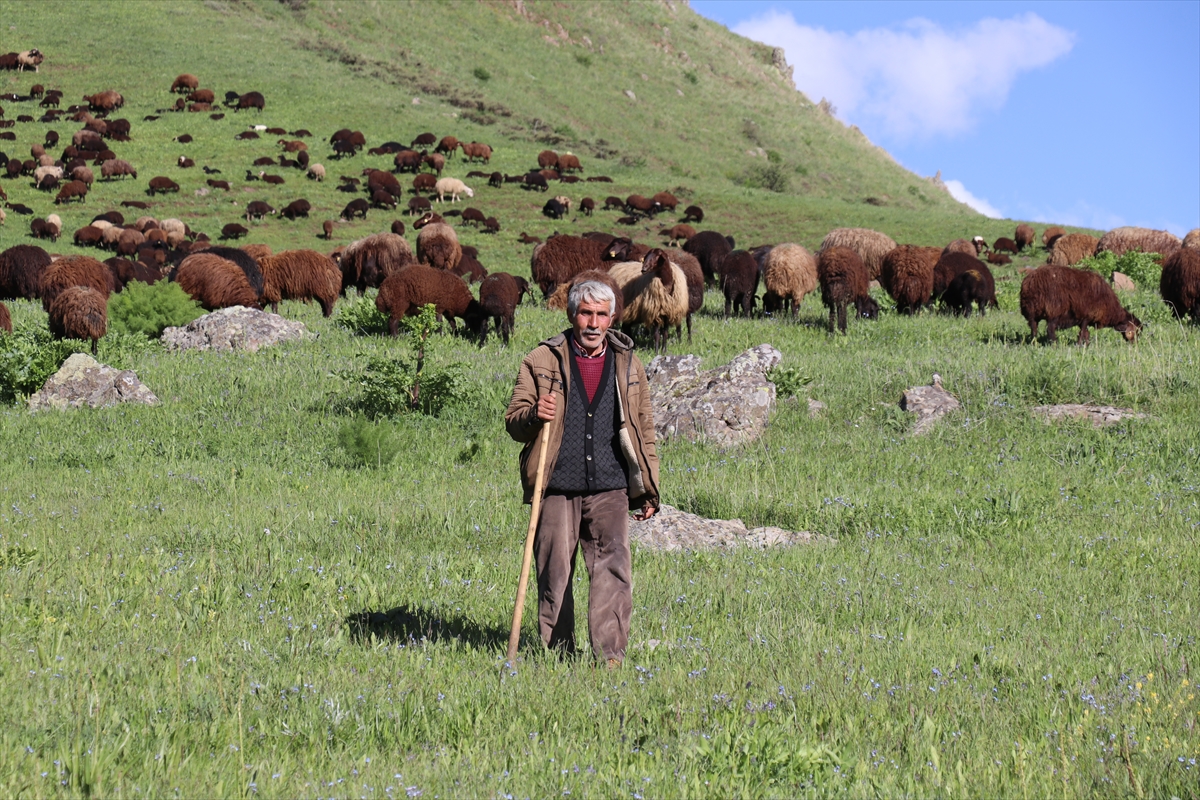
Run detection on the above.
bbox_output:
[571,299,612,353]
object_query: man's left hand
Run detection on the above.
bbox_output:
[632,504,657,521]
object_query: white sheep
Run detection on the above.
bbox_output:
[18,49,43,72]
[606,251,688,352]
[762,243,817,316]
[307,163,326,181]
[435,177,473,203]
[102,225,124,249]
[33,165,64,188]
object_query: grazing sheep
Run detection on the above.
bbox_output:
[54,179,88,204]
[762,243,818,317]
[0,300,10,332]
[537,150,558,169]
[880,245,940,314]
[461,142,492,163]
[478,272,530,345]
[942,264,997,316]
[116,228,148,257]
[39,254,110,311]
[579,197,594,216]
[245,200,276,220]
[529,235,610,297]
[241,244,272,263]
[48,286,106,354]
[281,199,311,220]
[323,220,335,239]
[176,253,261,310]
[932,251,981,304]
[260,172,285,185]
[339,232,415,295]
[435,136,459,155]
[488,171,503,188]
[171,74,199,93]
[101,158,136,179]
[235,91,265,112]
[683,229,734,285]
[258,249,340,316]
[307,163,325,181]
[415,221,462,271]
[819,228,896,281]
[625,194,658,216]
[422,153,445,175]
[434,177,473,203]
[1048,233,1099,266]
[452,247,487,284]
[411,132,436,148]
[1,243,52,299]
[542,197,567,219]
[987,251,1012,265]
[30,216,60,241]
[818,246,878,333]
[1020,265,1141,343]
[221,223,249,240]
[602,196,623,211]
[1015,224,1035,251]
[681,206,704,224]
[1182,229,1200,250]
[1042,226,1066,248]
[993,237,1019,255]
[1096,226,1181,258]
[83,90,123,112]
[147,176,179,195]
[73,225,104,247]
[522,172,548,192]
[412,173,437,193]
[717,250,759,318]
[407,196,431,216]
[659,223,696,246]
[375,263,487,337]
[71,166,94,186]
[1159,247,1199,321]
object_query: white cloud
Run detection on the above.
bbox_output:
[734,11,1074,139]
[944,179,1004,219]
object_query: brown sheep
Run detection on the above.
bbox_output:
[1020,265,1141,344]
[340,232,415,295]
[39,255,110,311]
[670,250,705,342]
[579,197,594,216]
[71,166,94,186]
[375,263,487,336]
[478,272,531,345]
[880,245,940,314]
[537,150,558,169]
[73,225,104,247]
[1047,233,1099,266]
[819,228,897,281]
[452,248,487,284]
[241,243,272,262]
[171,74,199,93]
[1182,229,1200,250]
[762,243,818,317]
[651,192,678,212]
[48,286,106,354]
[0,300,10,333]
[1159,247,1199,322]
[435,136,459,155]
[987,252,1012,265]
[461,142,492,163]
[1015,224,1035,251]
[625,194,658,216]
[942,264,997,316]
[54,179,88,204]
[718,250,760,318]
[818,246,878,333]
[101,159,137,180]
[1096,226,1181,258]
[259,249,340,316]
[187,89,215,104]
[116,228,146,257]
[415,221,463,271]
[1042,226,1066,249]
[413,173,437,193]
[992,237,1019,254]
[557,153,583,173]
[942,238,977,258]
[932,251,982,304]
[659,224,696,245]
[83,90,123,113]
[176,253,260,310]
[529,235,610,297]
[1,243,52,299]
[604,237,651,264]
[682,230,734,285]
[147,176,179,195]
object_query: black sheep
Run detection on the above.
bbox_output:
[718,250,759,318]
[683,230,734,286]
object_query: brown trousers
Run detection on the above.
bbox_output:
[534,489,631,661]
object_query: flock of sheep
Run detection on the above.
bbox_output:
[1,64,1199,362]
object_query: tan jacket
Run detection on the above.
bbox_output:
[505,330,660,510]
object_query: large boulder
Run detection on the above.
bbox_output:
[28,353,158,411]
[161,306,307,353]
[630,503,832,552]
[646,344,781,447]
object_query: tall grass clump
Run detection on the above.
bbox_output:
[107,280,204,338]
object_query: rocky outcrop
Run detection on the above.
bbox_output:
[1032,404,1147,427]
[646,344,781,447]
[900,374,960,434]
[28,353,158,411]
[630,503,832,552]
[161,306,307,353]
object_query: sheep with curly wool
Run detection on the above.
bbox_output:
[762,243,817,317]
[375,263,487,337]
[818,246,878,333]
[339,232,415,295]
[1096,227,1181,258]
[1048,233,1099,266]
[415,221,463,271]
[259,249,340,316]
[48,286,106,354]
[39,255,109,311]
[880,245,941,315]
[478,272,531,346]
[530,235,610,298]
[175,253,261,310]
[819,228,896,281]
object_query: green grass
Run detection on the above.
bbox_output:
[1,1,1198,796]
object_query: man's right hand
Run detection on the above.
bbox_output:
[536,393,556,422]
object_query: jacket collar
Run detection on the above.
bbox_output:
[541,329,634,353]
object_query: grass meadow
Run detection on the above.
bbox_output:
[1,1,1198,796]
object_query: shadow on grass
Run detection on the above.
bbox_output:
[344,604,508,650]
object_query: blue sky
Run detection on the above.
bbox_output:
[692,1,1199,235]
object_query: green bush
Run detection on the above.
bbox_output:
[472,66,491,81]
[737,163,791,193]
[1078,249,1162,288]
[684,70,698,85]
[574,53,592,68]
[108,280,204,338]
[335,296,390,336]
[0,326,87,404]
[336,416,400,468]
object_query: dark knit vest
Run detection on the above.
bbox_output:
[546,349,628,493]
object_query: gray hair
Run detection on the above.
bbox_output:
[566,279,616,318]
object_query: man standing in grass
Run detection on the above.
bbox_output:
[505,279,660,668]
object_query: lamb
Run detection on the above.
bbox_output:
[819,227,897,281]
[717,249,760,318]
[612,248,689,351]
[1047,233,1099,266]
[488,171,503,188]
[221,223,248,239]
[101,158,136,179]
[55,179,88,204]
[1019,265,1141,344]
[683,229,734,285]
[1042,226,1066,249]
[0,300,10,332]
[681,205,704,223]
[992,237,1019,255]
[323,220,335,239]
[434,177,473,203]
[987,252,1012,265]
[39,255,110,311]
[0,243,52,299]
[171,74,199,93]
[818,246,878,333]
[147,176,179,195]
[207,178,231,191]
[941,264,997,317]
[478,272,531,345]
[529,234,610,297]
[1096,226,1181,258]
[258,249,340,316]
[762,243,818,317]
[415,220,462,271]
[375,263,487,337]
[340,232,415,295]
[518,232,541,245]
[30,216,60,241]
[175,253,261,310]
[307,163,325,181]
[1159,247,1199,322]
[393,150,422,173]
[48,286,106,354]
[1015,224,1035,251]
[879,245,940,314]
[523,172,548,192]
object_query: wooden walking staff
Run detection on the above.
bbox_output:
[506,400,554,666]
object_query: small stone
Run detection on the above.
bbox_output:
[1111,272,1136,292]
[1031,403,1147,427]
[411,97,421,105]
[807,398,826,417]
[900,376,961,434]
[29,353,158,411]
[624,89,636,101]
[161,306,308,353]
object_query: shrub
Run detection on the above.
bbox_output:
[107,280,203,338]
[574,53,592,68]
[335,296,389,335]
[1079,249,1162,289]
[472,67,491,82]
[737,163,790,193]
[336,416,400,468]
[684,70,698,85]
[0,326,87,404]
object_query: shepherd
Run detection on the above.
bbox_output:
[504,278,660,668]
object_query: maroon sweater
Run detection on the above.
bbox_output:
[570,334,607,402]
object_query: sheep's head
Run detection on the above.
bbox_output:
[642,248,669,275]
[1116,314,1142,341]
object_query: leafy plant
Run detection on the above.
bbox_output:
[107,280,204,338]
[336,416,400,468]
[684,70,698,85]
[335,296,390,336]
[1079,249,1162,288]
[574,53,592,67]
[0,326,87,404]
[472,66,491,81]
[687,724,839,792]
[737,163,791,193]
[767,366,813,398]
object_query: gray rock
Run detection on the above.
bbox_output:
[647,344,781,447]
[900,374,960,434]
[630,503,833,552]
[28,353,158,411]
[1032,403,1147,427]
[161,306,307,353]
[806,398,826,417]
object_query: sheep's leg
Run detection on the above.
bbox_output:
[1077,324,1090,345]
[724,295,732,319]
[1046,321,1057,342]
[1027,317,1038,342]
[828,307,837,333]
[388,318,399,337]
[837,302,848,334]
